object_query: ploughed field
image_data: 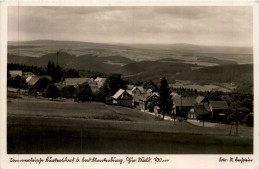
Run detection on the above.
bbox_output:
[7,98,253,154]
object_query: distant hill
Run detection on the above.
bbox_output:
[8,52,135,73]
[8,40,253,64]
[7,40,253,92]
[120,62,253,86]
[175,64,253,83]
[118,61,200,83]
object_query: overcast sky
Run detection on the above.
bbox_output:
[8,6,253,46]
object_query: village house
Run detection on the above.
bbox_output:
[173,97,196,119]
[27,76,41,86]
[112,89,133,107]
[26,75,52,86]
[63,77,104,93]
[209,101,229,122]
[139,92,159,112]
[9,70,23,77]
[189,103,211,121]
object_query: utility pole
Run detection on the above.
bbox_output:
[181,96,183,120]
[236,105,239,136]
[203,103,205,127]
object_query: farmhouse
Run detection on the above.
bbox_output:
[209,101,228,122]
[63,77,103,93]
[139,92,159,111]
[189,103,211,121]
[112,89,133,107]
[9,70,23,77]
[173,97,196,118]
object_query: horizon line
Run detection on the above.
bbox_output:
[7,39,253,48]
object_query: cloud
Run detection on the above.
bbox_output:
[8,6,253,46]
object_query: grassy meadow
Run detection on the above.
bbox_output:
[7,98,253,154]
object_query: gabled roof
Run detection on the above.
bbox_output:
[196,95,205,104]
[194,104,211,115]
[139,93,152,101]
[26,76,33,83]
[174,97,196,107]
[131,86,145,93]
[64,78,93,86]
[112,89,132,99]
[146,89,153,93]
[139,92,159,102]
[27,76,41,86]
[210,101,228,110]
[126,89,133,95]
[9,70,22,77]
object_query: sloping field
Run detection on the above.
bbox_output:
[7,98,253,154]
[7,99,161,122]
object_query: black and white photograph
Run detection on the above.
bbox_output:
[1,3,259,167]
